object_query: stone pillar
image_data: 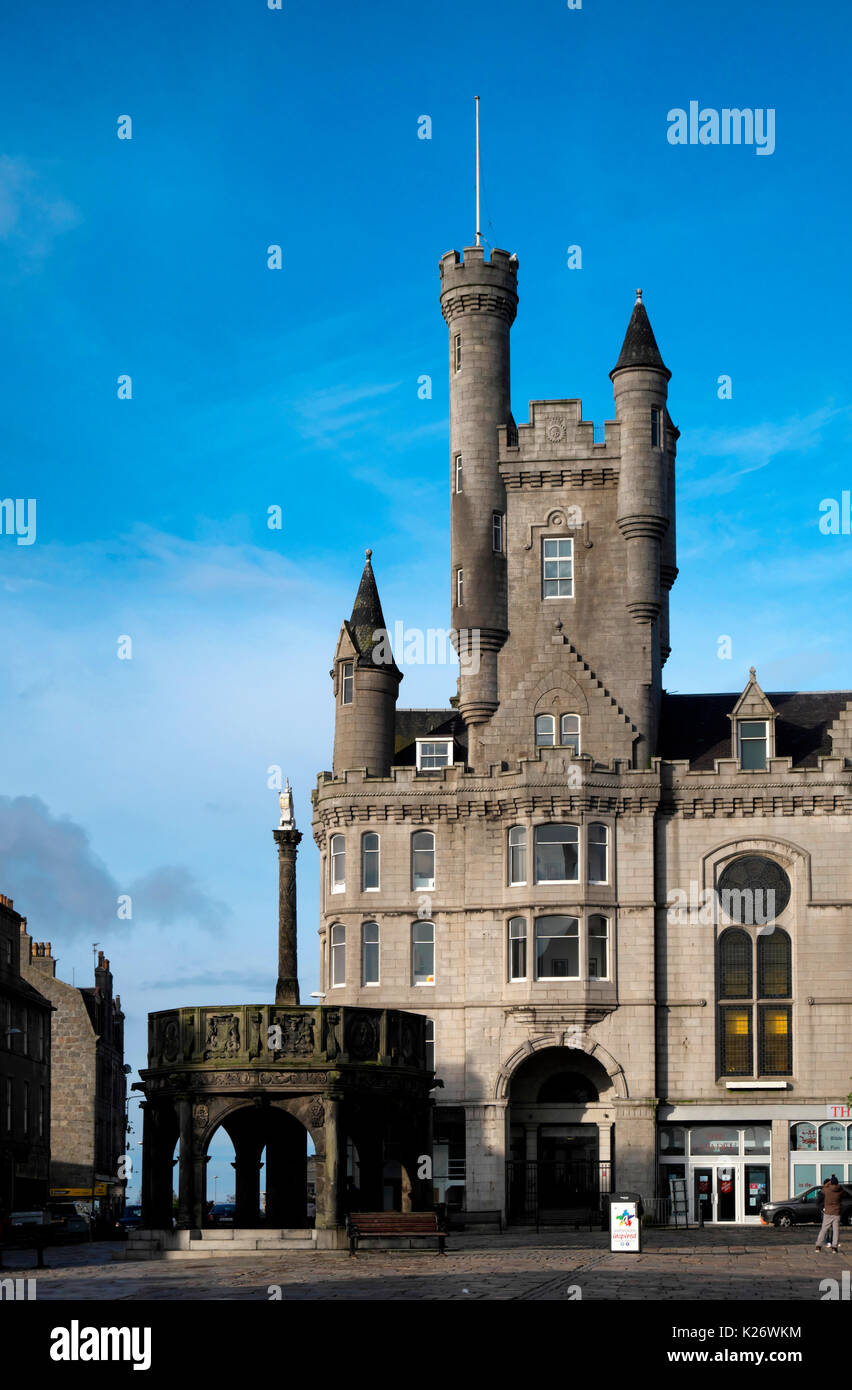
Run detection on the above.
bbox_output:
[316,1096,343,1229]
[273,826,302,1005]
[140,1102,154,1228]
[192,1154,209,1230]
[770,1119,788,1205]
[464,1102,507,1217]
[176,1095,194,1230]
[233,1141,263,1228]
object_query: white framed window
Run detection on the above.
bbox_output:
[738,720,768,771]
[330,834,346,892]
[509,916,527,981]
[588,914,609,980]
[455,455,463,493]
[456,568,464,605]
[412,921,435,985]
[412,830,435,890]
[535,714,556,747]
[534,824,579,883]
[361,922,379,985]
[340,660,354,705]
[362,832,380,891]
[425,1018,435,1071]
[330,924,346,986]
[588,822,608,884]
[560,714,581,754]
[542,537,573,598]
[508,826,527,885]
[535,915,579,980]
[454,334,462,373]
[416,739,453,770]
[492,512,504,553]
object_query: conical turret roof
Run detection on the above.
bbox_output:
[610,289,671,380]
[346,549,401,673]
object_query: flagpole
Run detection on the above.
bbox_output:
[475,95,481,247]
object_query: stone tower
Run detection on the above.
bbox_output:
[331,549,402,777]
[439,246,518,730]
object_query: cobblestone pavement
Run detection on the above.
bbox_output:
[2,1226,847,1301]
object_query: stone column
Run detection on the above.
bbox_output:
[140,1102,153,1228]
[273,827,302,1005]
[176,1095,194,1230]
[316,1096,342,1229]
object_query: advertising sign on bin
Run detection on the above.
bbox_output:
[609,1199,641,1253]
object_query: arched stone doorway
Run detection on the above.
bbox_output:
[205,1104,310,1228]
[506,1047,616,1222]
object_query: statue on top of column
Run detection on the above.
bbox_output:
[278,777,295,828]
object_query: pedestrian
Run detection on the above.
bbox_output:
[815,1174,843,1253]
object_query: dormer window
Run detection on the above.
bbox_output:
[340,661,354,705]
[416,739,453,770]
[738,720,768,771]
[651,406,662,448]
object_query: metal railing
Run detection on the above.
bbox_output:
[506,1160,612,1225]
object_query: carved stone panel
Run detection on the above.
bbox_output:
[345,1011,380,1061]
[204,1013,241,1059]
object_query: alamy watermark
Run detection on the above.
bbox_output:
[372,624,481,675]
[667,882,777,934]
[667,103,775,156]
[0,498,36,546]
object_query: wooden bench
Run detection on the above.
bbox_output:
[345,1212,446,1256]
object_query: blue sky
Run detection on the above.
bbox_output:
[1,0,850,1198]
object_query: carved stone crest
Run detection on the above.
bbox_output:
[204,1013,240,1058]
[272,1012,315,1057]
[346,1012,379,1061]
[546,416,568,444]
[193,1103,209,1132]
[306,1097,325,1129]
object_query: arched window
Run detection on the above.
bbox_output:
[535,714,555,747]
[330,924,345,987]
[560,714,581,755]
[588,823,608,883]
[757,929,791,998]
[330,835,345,893]
[508,917,527,981]
[411,831,435,890]
[588,914,609,979]
[361,832,380,891]
[535,915,579,979]
[412,922,435,985]
[719,929,752,998]
[534,824,579,882]
[508,827,527,885]
[361,922,379,985]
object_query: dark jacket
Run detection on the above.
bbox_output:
[821,1180,843,1216]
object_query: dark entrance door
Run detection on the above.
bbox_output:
[538,1127,599,1212]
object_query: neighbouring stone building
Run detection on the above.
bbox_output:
[0,894,52,1212]
[312,242,852,1226]
[20,931,126,1221]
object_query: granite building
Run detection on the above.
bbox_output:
[21,931,126,1220]
[311,241,852,1226]
[0,894,52,1212]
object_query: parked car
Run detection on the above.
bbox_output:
[208,1203,236,1226]
[760,1183,852,1228]
[47,1202,90,1241]
[9,1210,50,1226]
[118,1204,143,1230]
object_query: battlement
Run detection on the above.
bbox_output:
[439,245,518,322]
[498,398,620,467]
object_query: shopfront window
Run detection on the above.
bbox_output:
[819,1122,848,1151]
[690,1126,740,1156]
[658,1125,686,1156]
[743,1126,771,1155]
[790,1122,819,1152]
